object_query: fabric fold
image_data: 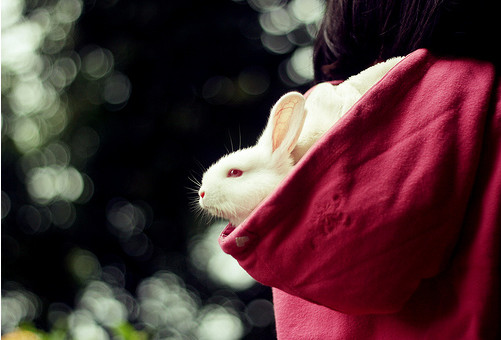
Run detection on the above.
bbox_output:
[219,49,500,338]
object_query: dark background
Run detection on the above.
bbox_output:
[2,0,317,338]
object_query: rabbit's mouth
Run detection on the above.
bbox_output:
[203,202,245,224]
[199,195,245,222]
[202,204,230,219]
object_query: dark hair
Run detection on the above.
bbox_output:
[314,0,499,81]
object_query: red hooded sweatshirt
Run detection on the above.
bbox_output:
[219,49,500,339]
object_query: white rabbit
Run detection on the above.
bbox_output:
[197,56,404,225]
[198,92,306,226]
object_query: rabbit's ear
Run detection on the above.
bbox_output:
[265,92,306,156]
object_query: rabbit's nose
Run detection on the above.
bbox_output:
[200,191,205,198]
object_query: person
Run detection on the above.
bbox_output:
[313,0,499,81]
[220,0,500,338]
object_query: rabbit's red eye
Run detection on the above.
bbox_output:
[227,169,243,178]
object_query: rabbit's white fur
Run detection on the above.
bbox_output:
[198,57,404,225]
[199,92,306,226]
[292,56,404,161]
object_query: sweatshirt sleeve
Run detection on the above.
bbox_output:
[219,49,498,315]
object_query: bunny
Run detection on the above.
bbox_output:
[197,56,404,226]
[198,92,306,226]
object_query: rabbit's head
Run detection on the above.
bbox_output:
[198,92,306,226]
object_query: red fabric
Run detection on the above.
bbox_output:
[219,49,501,339]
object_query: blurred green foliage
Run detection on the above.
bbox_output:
[2,0,323,338]
[13,320,149,340]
